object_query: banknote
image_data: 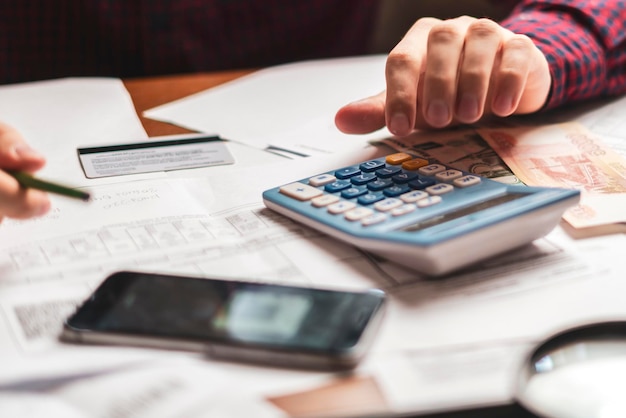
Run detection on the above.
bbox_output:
[478,122,626,230]
[380,129,522,184]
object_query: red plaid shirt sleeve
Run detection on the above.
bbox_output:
[500,0,626,109]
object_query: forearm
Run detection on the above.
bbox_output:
[500,0,626,109]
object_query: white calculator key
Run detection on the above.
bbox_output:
[418,164,446,176]
[345,207,374,221]
[361,212,387,226]
[328,201,356,214]
[453,175,482,188]
[391,204,416,216]
[311,194,340,207]
[426,183,454,195]
[417,195,442,208]
[374,198,403,212]
[279,182,323,201]
[309,173,337,187]
[435,169,463,181]
[400,190,428,203]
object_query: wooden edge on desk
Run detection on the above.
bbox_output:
[123,69,256,137]
[267,375,389,418]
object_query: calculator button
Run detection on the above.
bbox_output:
[400,190,428,203]
[341,186,368,199]
[279,182,323,201]
[350,172,377,185]
[435,170,463,181]
[357,193,386,205]
[426,183,454,195]
[383,184,411,197]
[453,175,482,188]
[309,174,336,187]
[392,172,419,184]
[419,164,446,176]
[311,194,339,207]
[374,198,403,212]
[391,204,416,217]
[417,196,443,208]
[408,177,436,190]
[328,201,356,214]
[367,179,393,191]
[385,153,412,165]
[359,160,385,172]
[324,180,352,193]
[361,213,388,226]
[401,158,429,171]
[376,166,402,178]
[345,207,374,221]
[335,166,361,179]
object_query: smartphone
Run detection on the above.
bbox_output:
[62,271,386,370]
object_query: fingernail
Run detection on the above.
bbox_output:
[493,94,514,116]
[14,144,44,160]
[457,94,479,122]
[389,113,410,136]
[426,100,450,128]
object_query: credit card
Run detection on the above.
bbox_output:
[78,135,234,178]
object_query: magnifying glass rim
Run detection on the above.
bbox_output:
[516,320,626,417]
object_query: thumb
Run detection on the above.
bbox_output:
[335,91,386,134]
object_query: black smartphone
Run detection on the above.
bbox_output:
[62,271,386,370]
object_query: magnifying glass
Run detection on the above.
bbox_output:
[516,321,626,418]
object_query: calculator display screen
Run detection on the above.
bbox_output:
[401,192,527,232]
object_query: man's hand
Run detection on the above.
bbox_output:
[335,16,551,136]
[0,122,50,222]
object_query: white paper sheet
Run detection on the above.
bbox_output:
[2,72,626,418]
[0,78,149,186]
[2,147,625,416]
[143,55,392,156]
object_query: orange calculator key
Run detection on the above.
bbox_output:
[402,158,429,171]
[385,153,412,165]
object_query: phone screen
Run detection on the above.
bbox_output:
[65,271,385,354]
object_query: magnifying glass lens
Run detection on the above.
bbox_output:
[517,322,626,418]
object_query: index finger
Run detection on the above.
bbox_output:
[385,17,440,137]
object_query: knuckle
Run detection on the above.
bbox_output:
[387,86,415,104]
[450,15,476,25]
[505,34,535,51]
[467,18,500,38]
[498,66,525,81]
[428,23,462,43]
[425,72,455,87]
[413,17,441,30]
[385,51,421,78]
[386,50,415,69]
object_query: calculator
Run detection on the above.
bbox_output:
[262,153,580,276]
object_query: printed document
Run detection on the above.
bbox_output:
[2,72,626,417]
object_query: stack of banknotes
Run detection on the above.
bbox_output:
[380,121,626,238]
[479,122,626,238]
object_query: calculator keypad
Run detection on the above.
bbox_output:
[278,153,482,227]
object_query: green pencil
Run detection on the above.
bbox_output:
[8,171,91,202]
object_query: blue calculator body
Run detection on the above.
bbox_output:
[262,153,580,276]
